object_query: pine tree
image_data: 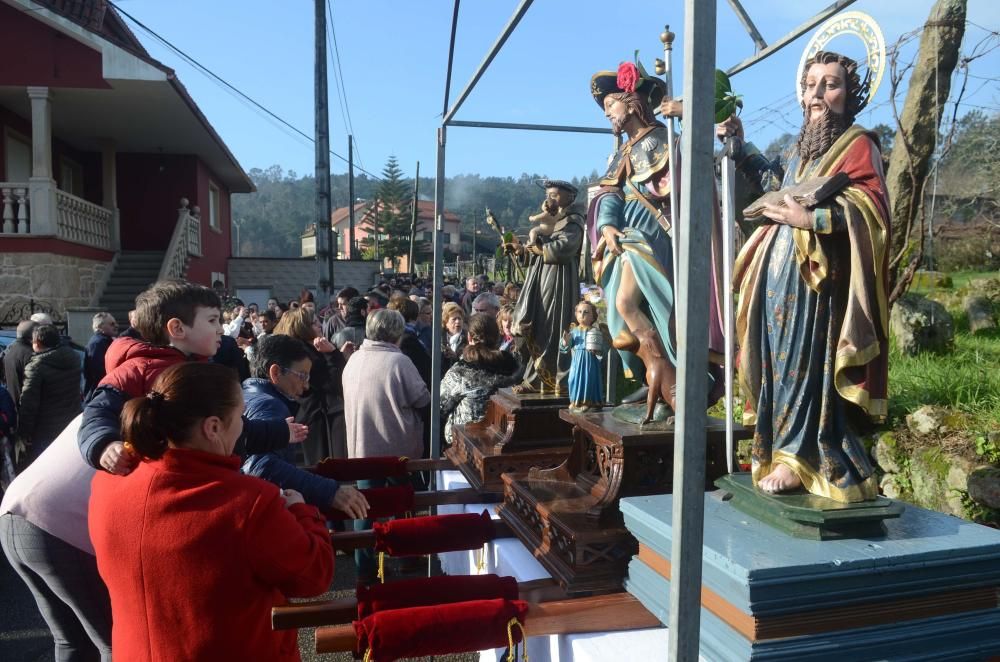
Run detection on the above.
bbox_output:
[358,156,427,270]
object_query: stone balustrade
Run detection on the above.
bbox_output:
[2,181,114,251]
[1,183,30,233]
[55,188,114,250]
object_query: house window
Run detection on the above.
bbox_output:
[3,129,31,182]
[208,182,221,232]
[442,232,450,245]
[423,231,433,241]
[59,156,84,197]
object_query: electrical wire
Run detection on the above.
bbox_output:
[107,0,384,182]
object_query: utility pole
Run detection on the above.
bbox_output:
[313,0,332,294]
[408,161,420,276]
[373,198,381,264]
[348,135,356,259]
[471,208,477,275]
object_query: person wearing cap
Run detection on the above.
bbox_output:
[509,179,585,394]
[588,61,726,419]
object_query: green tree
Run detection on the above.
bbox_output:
[359,156,427,270]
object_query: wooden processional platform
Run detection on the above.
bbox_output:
[445,389,576,492]
[497,409,748,595]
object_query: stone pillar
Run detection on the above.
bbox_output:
[101,139,120,250]
[27,86,57,236]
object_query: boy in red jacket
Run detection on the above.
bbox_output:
[78,280,305,473]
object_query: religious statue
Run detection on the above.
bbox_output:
[733,49,890,503]
[510,180,586,394]
[589,61,725,425]
[560,300,605,413]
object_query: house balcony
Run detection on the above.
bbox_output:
[1,180,116,251]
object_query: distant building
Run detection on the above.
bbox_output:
[306,200,462,273]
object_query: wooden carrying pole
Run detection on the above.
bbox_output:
[305,457,455,476]
[328,518,511,552]
[272,578,565,630]
[314,592,662,654]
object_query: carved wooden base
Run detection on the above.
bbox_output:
[498,475,637,595]
[445,388,576,492]
[445,430,571,492]
[497,410,751,594]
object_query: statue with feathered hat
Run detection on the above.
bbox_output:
[588,59,726,425]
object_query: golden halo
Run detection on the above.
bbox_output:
[795,10,886,111]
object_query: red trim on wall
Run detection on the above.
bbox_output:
[0,4,111,89]
[1,236,115,261]
[184,159,232,286]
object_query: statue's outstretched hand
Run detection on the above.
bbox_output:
[602,225,625,256]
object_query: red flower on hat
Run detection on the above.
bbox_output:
[617,62,639,94]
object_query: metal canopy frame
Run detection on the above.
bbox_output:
[428,1,859,659]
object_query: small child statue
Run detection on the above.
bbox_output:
[560,300,605,412]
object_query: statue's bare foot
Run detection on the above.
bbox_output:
[512,383,537,394]
[758,464,802,494]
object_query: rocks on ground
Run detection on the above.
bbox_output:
[889,293,954,355]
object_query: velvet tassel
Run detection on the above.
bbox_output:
[353,598,529,661]
[325,485,415,521]
[356,574,518,618]
[313,456,409,481]
[374,510,494,556]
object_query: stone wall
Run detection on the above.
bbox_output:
[0,252,110,325]
[227,257,380,304]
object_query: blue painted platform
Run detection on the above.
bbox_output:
[620,492,1000,660]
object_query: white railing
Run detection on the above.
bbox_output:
[159,198,202,280]
[55,189,113,250]
[1,183,30,233]
[187,211,202,256]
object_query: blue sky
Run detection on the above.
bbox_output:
[118,0,999,182]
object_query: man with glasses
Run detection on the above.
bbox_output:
[84,312,117,401]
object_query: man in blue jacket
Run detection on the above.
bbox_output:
[242,334,369,519]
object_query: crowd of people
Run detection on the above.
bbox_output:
[0,271,550,660]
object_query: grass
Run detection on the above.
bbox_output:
[888,272,1000,435]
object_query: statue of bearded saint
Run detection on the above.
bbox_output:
[588,64,726,425]
[732,51,891,503]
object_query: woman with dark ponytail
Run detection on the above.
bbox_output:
[89,362,333,662]
[439,313,520,444]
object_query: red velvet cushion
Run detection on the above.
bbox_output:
[354,598,529,661]
[325,485,415,520]
[312,456,409,481]
[374,510,495,556]
[356,574,518,618]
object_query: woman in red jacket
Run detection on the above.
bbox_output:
[89,362,333,661]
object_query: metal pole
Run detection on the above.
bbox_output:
[660,26,681,293]
[726,0,858,76]
[669,0,717,659]
[472,209,477,275]
[447,120,612,134]
[725,0,767,52]
[408,161,420,275]
[443,0,534,125]
[430,127,446,469]
[314,0,331,296]
[720,140,737,474]
[348,135,356,258]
